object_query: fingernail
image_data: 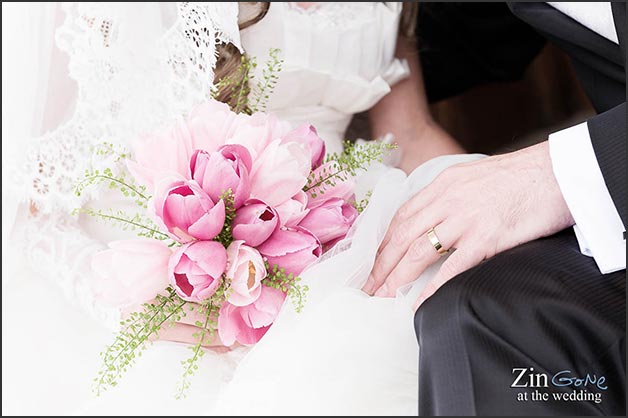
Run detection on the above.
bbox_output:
[374,283,388,297]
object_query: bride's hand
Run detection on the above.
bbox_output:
[123,302,237,353]
[363,141,574,309]
[158,308,237,353]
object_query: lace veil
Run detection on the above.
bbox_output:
[1,2,241,326]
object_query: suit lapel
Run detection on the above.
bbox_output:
[611,2,626,70]
[509,2,623,68]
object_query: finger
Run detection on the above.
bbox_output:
[155,322,227,350]
[413,246,485,311]
[378,187,438,252]
[364,206,445,295]
[177,304,210,326]
[378,169,453,252]
[373,224,456,297]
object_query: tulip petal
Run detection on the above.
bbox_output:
[298,198,358,244]
[219,144,253,172]
[306,162,356,209]
[127,122,194,192]
[250,140,311,207]
[183,240,228,279]
[231,199,279,247]
[217,303,240,346]
[257,227,316,257]
[188,199,226,240]
[217,286,285,346]
[91,239,172,308]
[168,242,227,303]
[281,123,326,168]
[187,100,240,153]
[225,241,265,306]
[274,191,309,227]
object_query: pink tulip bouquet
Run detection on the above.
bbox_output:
[79,99,390,397]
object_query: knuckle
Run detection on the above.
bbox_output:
[392,225,409,244]
[396,204,412,221]
[436,165,463,185]
[408,240,428,261]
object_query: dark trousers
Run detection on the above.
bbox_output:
[415,229,626,415]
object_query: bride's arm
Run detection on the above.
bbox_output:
[12,207,121,328]
[2,3,122,329]
[369,36,464,174]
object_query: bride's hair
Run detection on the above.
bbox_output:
[400,2,419,39]
[213,2,418,109]
[213,3,270,109]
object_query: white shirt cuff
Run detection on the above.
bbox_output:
[549,122,626,274]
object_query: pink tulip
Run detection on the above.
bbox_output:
[299,197,358,245]
[217,285,286,346]
[187,100,242,154]
[153,178,225,242]
[91,239,172,308]
[225,241,266,306]
[281,123,326,168]
[257,226,322,276]
[127,120,194,192]
[274,190,310,227]
[232,199,279,247]
[306,161,356,209]
[250,140,311,207]
[190,145,253,209]
[227,112,292,159]
[169,241,227,303]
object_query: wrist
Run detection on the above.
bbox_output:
[397,118,464,171]
[517,141,575,231]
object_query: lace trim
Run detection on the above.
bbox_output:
[12,2,240,328]
[21,212,121,330]
[20,2,240,214]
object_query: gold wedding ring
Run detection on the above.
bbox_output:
[427,228,448,256]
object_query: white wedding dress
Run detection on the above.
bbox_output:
[1,2,482,415]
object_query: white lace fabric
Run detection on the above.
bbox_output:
[7,2,241,327]
[22,2,240,213]
[16,210,119,326]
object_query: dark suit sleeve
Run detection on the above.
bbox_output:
[418,2,546,103]
[587,3,626,229]
[587,102,627,228]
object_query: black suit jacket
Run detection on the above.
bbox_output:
[509,2,626,232]
[419,2,626,234]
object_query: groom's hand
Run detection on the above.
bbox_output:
[363,141,575,309]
